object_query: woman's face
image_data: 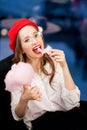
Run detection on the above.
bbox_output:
[18,25,44,60]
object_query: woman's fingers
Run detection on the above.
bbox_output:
[31,87,42,100]
[49,49,67,67]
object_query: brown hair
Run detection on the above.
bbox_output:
[40,53,55,84]
[13,35,55,84]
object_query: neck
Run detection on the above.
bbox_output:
[31,59,41,74]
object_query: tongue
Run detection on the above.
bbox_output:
[34,48,42,54]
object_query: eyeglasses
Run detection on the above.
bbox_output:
[24,31,43,45]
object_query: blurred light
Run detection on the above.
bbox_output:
[1,28,8,36]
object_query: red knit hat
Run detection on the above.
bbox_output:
[8,18,38,52]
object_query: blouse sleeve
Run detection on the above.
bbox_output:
[51,62,80,110]
[10,87,23,121]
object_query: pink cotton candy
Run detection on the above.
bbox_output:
[4,62,35,92]
[37,45,52,55]
[44,45,52,55]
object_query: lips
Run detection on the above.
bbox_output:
[32,45,42,54]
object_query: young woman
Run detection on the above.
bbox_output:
[4,18,80,130]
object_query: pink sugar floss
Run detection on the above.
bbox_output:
[4,62,35,92]
[37,45,52,55]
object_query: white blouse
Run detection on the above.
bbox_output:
[10,62,80,130]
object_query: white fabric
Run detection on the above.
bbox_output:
[7,62,80,130]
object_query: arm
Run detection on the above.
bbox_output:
[61,62,76,90]
[50,49,80,110]
[50,49,77,90]
[14,85,42,118]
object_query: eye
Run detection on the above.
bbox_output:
[34,33,39,38]
[34,32,42,38]
[24,38,31,43]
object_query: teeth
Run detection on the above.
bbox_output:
[35,46,39,49]
[37,48,43,53]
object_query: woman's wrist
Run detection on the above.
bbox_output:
[20,95,29,104]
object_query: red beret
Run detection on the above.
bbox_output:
[8,18,38,52]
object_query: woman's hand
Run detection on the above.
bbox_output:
[21,84,42,102]
[49,49,67,68]
[15,84,42,118]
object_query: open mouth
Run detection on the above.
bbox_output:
[32,45,42,54]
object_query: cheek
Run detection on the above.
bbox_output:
[22,44,31,53]
[41,39,44,48]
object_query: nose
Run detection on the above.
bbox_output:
[31,38,37,45]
